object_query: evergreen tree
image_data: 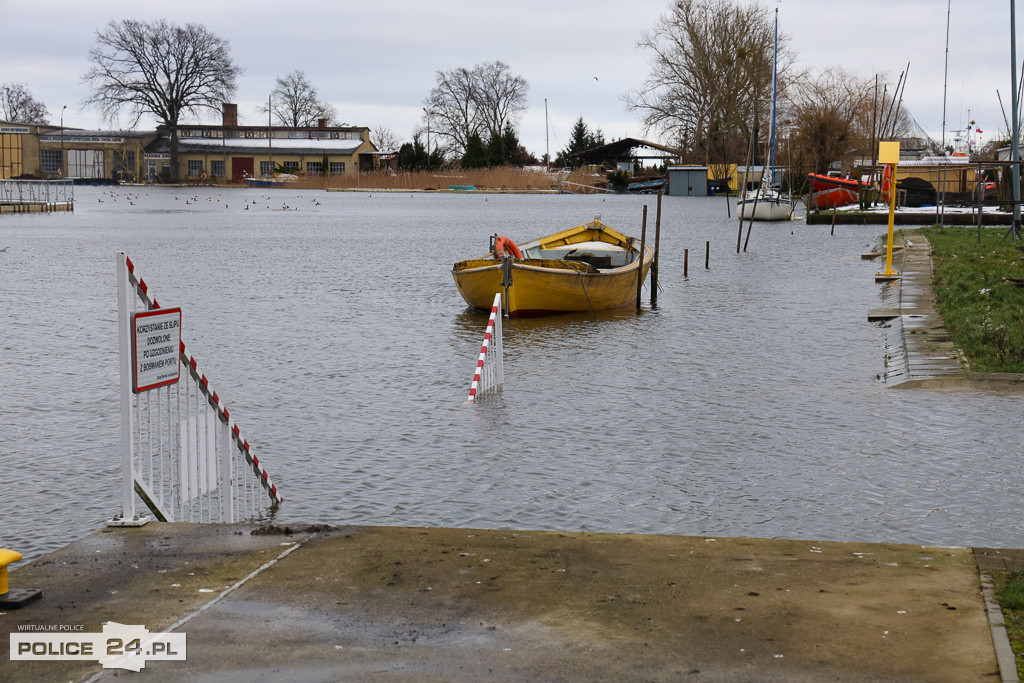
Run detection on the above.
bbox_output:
[461,133,488,169]
[486,131,506,167]
[397,134,428,170]
[555,116,605,167]
[501,124,531,166]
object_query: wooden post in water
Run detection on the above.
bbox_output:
[705,240,710,269]
[635,205,647,312]
[831,206,837,235]
[684,249,688,278]
[651,191,662,307]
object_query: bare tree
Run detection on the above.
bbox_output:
[473,61,529,138]
[262,70,338,127]
[424,61,528,156]
[785,68,864,174]
[370,125,402,152]
[0,83,49,124]
[83,19,240,180]
[784,69,914,175]
[625,0,789,165]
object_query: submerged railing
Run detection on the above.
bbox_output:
[0,179,73,205]
[113,252,283,525]
[467,293,504,401]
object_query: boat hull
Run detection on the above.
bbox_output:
[810,187,858,209]
[736,193,794,221]
[452,221,654,317]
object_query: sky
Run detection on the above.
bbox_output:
[0,0,1018,159]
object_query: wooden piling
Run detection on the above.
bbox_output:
[636,205,647,312]
[831,206,837,235]
[684,248,689,278]
[651,191,662,307]
[705,240,710,269]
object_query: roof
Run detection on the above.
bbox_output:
[572,138,684,163]
[159,137,365,156]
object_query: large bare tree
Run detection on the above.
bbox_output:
[0,83,49,124]
[625,0,789,166]
[783,69,914,175]
[261,70,338,127]
[83,19,240,180]
[424,61,528,156]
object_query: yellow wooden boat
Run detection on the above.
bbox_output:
[452,217,654,317]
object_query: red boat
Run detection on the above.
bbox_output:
[810,187,859,209]
[807,172,867,194]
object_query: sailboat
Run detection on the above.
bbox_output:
[737,7,794,221]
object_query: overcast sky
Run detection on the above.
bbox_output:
[0,0,1017,158]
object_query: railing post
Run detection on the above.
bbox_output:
[219,417,233,522]
[111,251,147,526]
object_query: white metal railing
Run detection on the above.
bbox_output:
[467,293,504,401]
[557,180,611,194]
[0,179,74,205]
[112,252,283,526]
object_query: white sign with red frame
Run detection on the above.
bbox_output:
[132,308,181,393]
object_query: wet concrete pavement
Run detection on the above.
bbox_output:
[0,523,1015,682]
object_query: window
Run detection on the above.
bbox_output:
[40,149,62,174]
[306,161,322,175]
[113,151,135,180]
[187,160,203,176]
[282,161,299,173]
[259,161,274,177]
[211,160,225,177]
[329,162,345,175]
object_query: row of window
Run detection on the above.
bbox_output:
[182,128,363,141]
[186,160,347,177]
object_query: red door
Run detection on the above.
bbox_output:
[232,157,254,183]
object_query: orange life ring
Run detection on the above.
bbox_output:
[880,164,892,203]
[494,235,522,259]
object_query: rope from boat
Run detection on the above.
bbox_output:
[577,270,596,316]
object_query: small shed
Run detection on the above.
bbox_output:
[667,166,708,196]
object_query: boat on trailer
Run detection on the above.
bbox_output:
[452,217,654,318]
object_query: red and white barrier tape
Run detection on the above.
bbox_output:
[468,299,500,401]
[124,255,283,505]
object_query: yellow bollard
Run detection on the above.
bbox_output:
[0,548,42,608]
[0,548,21,595]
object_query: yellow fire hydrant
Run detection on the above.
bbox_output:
[0,548,42,608]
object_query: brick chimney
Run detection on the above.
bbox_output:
[318,118,328,128]
[222,103,238,127]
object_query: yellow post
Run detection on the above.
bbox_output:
[0,548,23,595]
[876,141,902,282]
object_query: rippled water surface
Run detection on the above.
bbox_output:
[3,186,1022,560]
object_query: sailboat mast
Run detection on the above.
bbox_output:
[769,7,779,187]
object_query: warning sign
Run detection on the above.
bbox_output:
[132,308,181,393]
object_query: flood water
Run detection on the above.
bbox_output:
[2,185,1022,562]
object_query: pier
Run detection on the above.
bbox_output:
[0,179,74,214]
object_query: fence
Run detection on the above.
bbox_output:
[0,179,74,209]
[557,180,610,194]
[467,293,504,401]
[113,252,283,526]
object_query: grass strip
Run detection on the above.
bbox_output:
[919,226,1024,373]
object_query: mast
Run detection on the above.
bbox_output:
[1012,0,1021,238]
[942,0,951,151]
[769,6,778,187]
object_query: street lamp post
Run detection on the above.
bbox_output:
[422,107,432,168]
[60,105,67,178]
